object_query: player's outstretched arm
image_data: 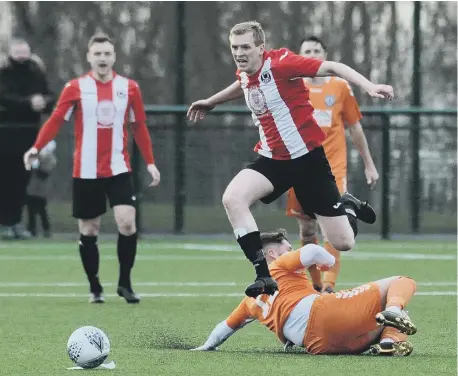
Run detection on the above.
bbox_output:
[187,81,243,123]
[315,61,394,100]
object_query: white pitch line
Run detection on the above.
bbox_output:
[0,252,455,261]
[0,281,454,287]
[0,291,454,298]
[157,243,457,252]
[0,241,455,252]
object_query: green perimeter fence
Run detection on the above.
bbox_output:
[47,106,456,239]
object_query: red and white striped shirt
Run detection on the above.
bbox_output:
[237,48,326,160]
[34,72,155,179]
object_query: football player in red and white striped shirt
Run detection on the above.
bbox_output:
[188,21,393,298]
[24,33,160,304]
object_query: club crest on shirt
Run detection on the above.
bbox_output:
[325,95,336,107]
[260,71,272,84]
[247,87,268,116]
[96,100,116,128]
[117,91,126,98]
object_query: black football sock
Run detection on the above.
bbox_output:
[117,232,138,289]
[79,235,102,293]
[236,231,270,278]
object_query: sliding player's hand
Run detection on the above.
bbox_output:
[190,345,218,351]
[147,164,161,187]
[316,264,331,272]
[187,99,215,122]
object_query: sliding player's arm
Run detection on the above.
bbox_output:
[191,298,254,351]
[277,245,336,272]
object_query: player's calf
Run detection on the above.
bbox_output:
[317,216,355,251]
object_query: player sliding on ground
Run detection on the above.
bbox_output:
[192,229,417,356]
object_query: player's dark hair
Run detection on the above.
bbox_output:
[260,229,288,248]
[88,32,114,49]
[299,36,327,53]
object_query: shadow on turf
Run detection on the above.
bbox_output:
[132,323,407,357]
[133,323,290,353]
[133,327,357,356]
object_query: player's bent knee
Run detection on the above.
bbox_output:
[399,276,417,290]
[328,236,355,252]
[222,191,247,211]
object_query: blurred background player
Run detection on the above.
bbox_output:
[0,38,54,240]
[286,36,379,294]
[23,32,161,304]
[192,229,417,356]
[188,21,392,298]
[26,140,57,238]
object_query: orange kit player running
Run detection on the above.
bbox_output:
[192,229,417,356]
[286,36,379,294]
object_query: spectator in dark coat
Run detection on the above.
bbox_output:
[0,38,55,239]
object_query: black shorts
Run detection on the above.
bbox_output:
[245,146,345,218]
[72,173,136,219]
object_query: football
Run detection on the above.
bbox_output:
[67,326,111,369]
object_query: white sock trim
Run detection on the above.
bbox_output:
[386,305,402,315]
[234,228,248,239]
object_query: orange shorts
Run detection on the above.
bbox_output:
[286,175,347,219]
[303,283,381,354]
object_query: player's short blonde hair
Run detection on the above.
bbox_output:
[88,32,114,49]
[229,21,265,46]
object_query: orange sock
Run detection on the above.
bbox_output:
[302,236,322,289]
[386,277,417,310]
[380,327,408,343]
[323,242,340,290]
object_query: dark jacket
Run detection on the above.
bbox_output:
[0,56,55,152]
